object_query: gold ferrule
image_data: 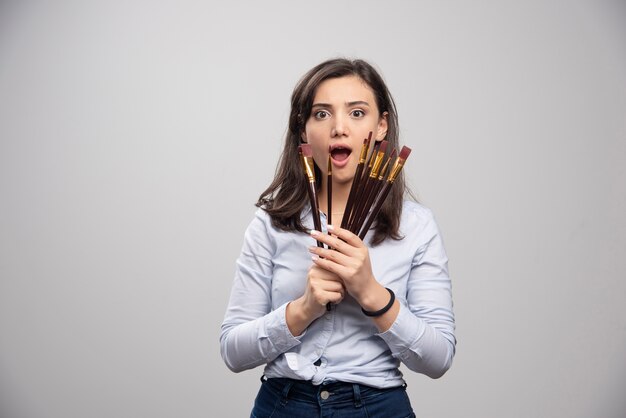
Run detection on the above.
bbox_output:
[327,155,332,175]
[358,143,369,163]
[388,158,407,183]
[369,151,386,178]
[303,157,316,181]
[378,157,392,180]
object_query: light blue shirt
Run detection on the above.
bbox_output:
[220,201,455,388]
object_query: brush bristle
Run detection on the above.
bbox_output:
[379,140,389,153]
[300,143,313,157]
[388,148,397,160]
[399,146,412,160]
[367,131,373,141]
[298,145,302,153]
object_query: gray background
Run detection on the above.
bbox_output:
[1,1,625,417]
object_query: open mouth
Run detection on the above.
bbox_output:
[330,146,352,163]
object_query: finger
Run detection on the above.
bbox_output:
[311,254,348,278]
[308,271,344,288]
[327,291,344,305]
[308,246,351,266]
[312,284,344,305]
[309,265,343,282]
[326,224,365,248]
[320,281,344,293]
[310,229,358,256]
[312,280,344,296]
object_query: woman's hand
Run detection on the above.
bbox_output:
[308,225,380,306]
[302,264,346,317]
[286,265,344,336]
[308,225,400,332]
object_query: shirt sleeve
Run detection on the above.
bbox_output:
[220,210,303,373]
[377,208,456,378]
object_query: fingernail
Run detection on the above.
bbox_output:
[310,230,320,237]
[308,246,316,253]
[327,225,335,232]
[311,254,319,261]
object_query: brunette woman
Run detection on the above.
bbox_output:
[221,58,455,418]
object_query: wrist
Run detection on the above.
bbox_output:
[286,298,314,337]
[361,287,395,317]
[293,296,320,323]
[356,281,389,312]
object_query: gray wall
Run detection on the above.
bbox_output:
[1,1,624,417]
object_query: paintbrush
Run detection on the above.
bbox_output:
[362,136,383,181]
[327,145,332,229]
[299,144,323,248]
[352,147,396,235]
[340,132,372,229]
[358,146,412,240]
[346,135,381,230]
[349,140,388,233]
[374,147,396,199]
[370,148,396,212]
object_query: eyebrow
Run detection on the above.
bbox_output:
[311,101,371,108]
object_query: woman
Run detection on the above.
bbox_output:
[220,58,455,417]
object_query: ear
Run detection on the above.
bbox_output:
[377,112,389,140]
[300,131,307,143]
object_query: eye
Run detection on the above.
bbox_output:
[313,110,330,120]
[351,109,365,118]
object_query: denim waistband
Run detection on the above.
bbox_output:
[261,376,404,408]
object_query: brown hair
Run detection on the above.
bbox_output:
[257,58,409,246]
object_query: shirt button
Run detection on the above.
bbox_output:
[320,390,330,400]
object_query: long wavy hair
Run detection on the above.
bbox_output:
[257,58,409,246]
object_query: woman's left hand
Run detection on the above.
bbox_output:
[309,225,379,305]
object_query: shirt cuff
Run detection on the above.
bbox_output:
[376,302,425,357]
[263,302,304,353]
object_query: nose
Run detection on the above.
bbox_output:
[331,115,348,137]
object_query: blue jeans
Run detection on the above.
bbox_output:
[250,376,416,418]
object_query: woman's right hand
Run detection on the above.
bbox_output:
[286,265,344,336]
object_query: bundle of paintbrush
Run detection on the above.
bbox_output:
[298,135,412,244]
[298,139,410,311]
[339,136,412,240]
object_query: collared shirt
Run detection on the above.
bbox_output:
[220,201,456,388]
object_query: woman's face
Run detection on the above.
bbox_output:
[302,75,388,186]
